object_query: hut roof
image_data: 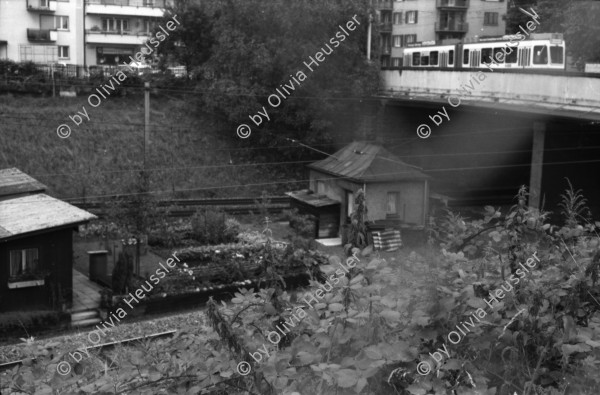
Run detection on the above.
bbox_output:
[307,142,428,183]
[0,168,47,199]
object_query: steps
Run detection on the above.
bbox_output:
[71,309,101,328]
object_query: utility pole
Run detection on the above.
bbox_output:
[367,13,372,61]
[144,81,150,169]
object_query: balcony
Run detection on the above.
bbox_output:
[435,21,468,33]
[86,30,151,45]
[27,0,56,12]
[379,21,392,32]
[381,45,391,55]
[86,0,166,16]
[27,29,57,42]
[374,0,392,10]
[436,0,469,9]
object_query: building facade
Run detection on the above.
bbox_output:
[374,0,508,67]
[0,0,173,66]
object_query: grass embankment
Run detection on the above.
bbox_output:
[0,94,305,200]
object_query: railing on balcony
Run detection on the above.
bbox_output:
[379,21,392,32]
[27,29,57,42]
[435,21,468,33]
[436,0,469,9]
[27,0,56,12]
[86,29,152,36]
[86,0,167,8]
[374,0,392,10]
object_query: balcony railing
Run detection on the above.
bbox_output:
[86,0,167,8]
[27,29,57,42]
[436,0,469,9]
[27,0,56,12]
[435,21,468,33]
[374,0,392,10]
[379,21,392,32]
[86,29,152,36]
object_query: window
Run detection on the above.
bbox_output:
[430,51,438,66]
[533,45,548,64]
[421,54,429,66]
[493,47,504,63]
[404,34,416,45]
[316,180,325,194]
[506,47,518,63]
[387,192,399,215]
[393,35,402,47]
[393,12,403,24]
[481,47,493,62]
[19,44,57,62]
[463,49,469,64]
[346,190,354,218]
[102,18,130,33]
[392,57,402,67]
[449,49,454,65]
[483,12,498,26]
[405,11,418,24]
[550,46,564,64]
[9,248,39,279]
[58,45,69,59]
[412,52,420,66]
[40,15,69,30]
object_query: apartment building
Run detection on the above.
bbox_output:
[373,0,508,67]
[0,0,173,66]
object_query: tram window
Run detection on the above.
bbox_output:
[550,46,564,64]
[533,45,548,64]
[493,48,505,63]
[430,51,438,66]
[449,50,454,65]
[421,55,429,66]
[412,52,421,66]
[481,48,493,63]
[505,47,518,63]
[463,49,469,64]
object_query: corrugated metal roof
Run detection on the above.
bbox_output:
[0,194,97,240]
[307,142,428,183]
[0,168,47,198]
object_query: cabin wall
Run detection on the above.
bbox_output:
[0,228,74,311]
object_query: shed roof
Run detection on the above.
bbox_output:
[307,142,428,183]
[286,189,340,207]
[0,168,47,199]
[0,194,97,240]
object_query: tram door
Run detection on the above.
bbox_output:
[470,50,480,68]
[440,52,448,68]
[518,47,531,67]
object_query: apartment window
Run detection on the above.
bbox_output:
[387,192,399,215]
[144,19,158,33]
[404,34,416,45]
[392,35,403,47]
[533,45,548,64]
[9,248,39,279]
[483,12,498,26]
[405,11,418,24]
[58,45,69,59]
[102,18,130,33]
[392,57,402,67]
[40,15,69,30]
[393,12,403,24]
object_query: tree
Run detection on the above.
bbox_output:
[153,0,379,160]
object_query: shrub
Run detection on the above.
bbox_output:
[0,310,67,336]
[191,208,238,245]
[282,208,316,238]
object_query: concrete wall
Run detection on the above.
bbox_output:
[380,69,600,108]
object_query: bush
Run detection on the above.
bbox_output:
[0,310,67,336]
[191,208,238,245]
[282,208,316,238]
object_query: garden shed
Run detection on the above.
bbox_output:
[0,168,97,311]
[301,142,431,237]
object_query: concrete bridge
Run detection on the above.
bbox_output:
[374,69,600,210]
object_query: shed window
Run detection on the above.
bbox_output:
[387,192,399,214]
[9,248,39,279]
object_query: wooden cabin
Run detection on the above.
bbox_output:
[0,168,96,311]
